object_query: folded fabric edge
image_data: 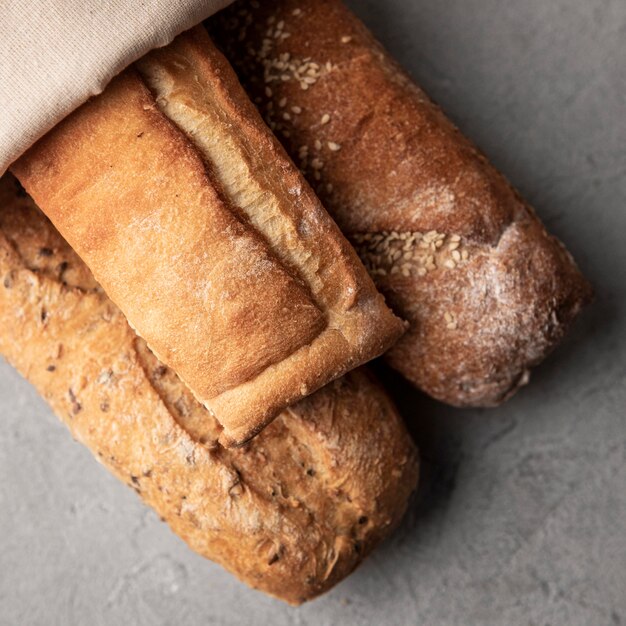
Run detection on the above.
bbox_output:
[0,0,234,174]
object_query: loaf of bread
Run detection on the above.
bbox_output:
[211,0,592,406]
[0,173,418,604]
[11,26,405,446]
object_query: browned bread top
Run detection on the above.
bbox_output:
[12,27,405,445]
[211,0,592,406]
[0,173,418,604]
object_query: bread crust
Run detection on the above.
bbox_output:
[11,28,405,445]
[211,0,592,406]
[0,174,418,604]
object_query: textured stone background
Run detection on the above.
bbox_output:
[1,0,625,624]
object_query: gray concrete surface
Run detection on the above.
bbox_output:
[1,0,625,624]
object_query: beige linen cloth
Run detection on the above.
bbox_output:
[0,0,233,174]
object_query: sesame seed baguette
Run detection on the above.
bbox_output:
[11,26,405,446]
[211,0,592,407]
[0,173,418,605]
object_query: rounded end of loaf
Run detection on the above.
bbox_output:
[210,301,406,449]
[165,369,419,605]
[383,215,592,407]
[215,368,419,604]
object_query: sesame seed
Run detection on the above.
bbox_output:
[444,312,453,323]
[278,97,287,107]
[350,228,468,279]
[314,139,322,150]
[326,183,333,192]
[291,106,302,114]
[265,86,272,97]
[341,36,353,43]
[328,141,341,151]
[292,8,302,16]
[283,112,291,120]
[321,113,331,124]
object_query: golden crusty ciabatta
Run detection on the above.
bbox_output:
[11,26,405,447]
[0,174,418,605]
[211,0,592,407]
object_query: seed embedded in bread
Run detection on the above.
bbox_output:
[351,230,471,279]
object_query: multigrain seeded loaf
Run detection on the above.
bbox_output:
[211,0,592,407]
[0,174,418,605]
[11,26,405,446]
